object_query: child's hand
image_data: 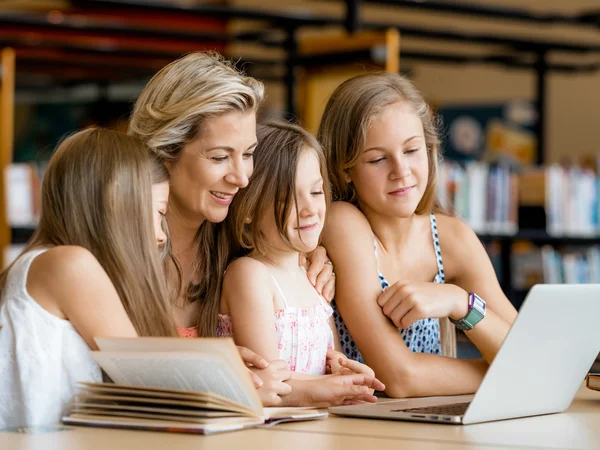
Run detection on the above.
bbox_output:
[251,360,293,406]
[300,374,385,407]
[326,350,375,378]
[300,246,336,302]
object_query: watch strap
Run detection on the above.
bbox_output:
[450,292,486,331]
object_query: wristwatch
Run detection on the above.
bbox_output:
[450,292,486,331]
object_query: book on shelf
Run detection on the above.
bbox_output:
[4,162,41,228]
[62,337,327,435]
[540,245,600,284]
[586,373,599,392]
[545,164,599,237]
[438,161,518,235]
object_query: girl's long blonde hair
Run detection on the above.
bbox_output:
[318,72,456,357]
[128,51,264,337]
[0,127,176,337]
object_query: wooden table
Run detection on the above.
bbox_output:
[2,386,599,450]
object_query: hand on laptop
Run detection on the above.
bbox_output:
[377,282,469,328]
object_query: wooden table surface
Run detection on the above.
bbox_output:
[2,385,598,450]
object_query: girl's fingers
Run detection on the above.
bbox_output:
[248,370,263,388]
[322,277,336,303]
[237,346,268,369]
[389,302,413,328]
[313,263,333,296]
[305,246,328,286]
[341,359,375,377]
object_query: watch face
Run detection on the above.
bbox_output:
[471,293,486,313]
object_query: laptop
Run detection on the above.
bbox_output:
[329,284,600,425]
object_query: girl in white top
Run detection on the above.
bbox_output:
[0,128,176,428]
[220,122,384,407]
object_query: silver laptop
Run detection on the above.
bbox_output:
[329,284,600,425]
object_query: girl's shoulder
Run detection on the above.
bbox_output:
[433,213,484,278]
[328,201,367,222]
[325,201,373,239]
[223,257,272,290]
[27,245,107,317]
[29,245,103,282]
[433,213,480,248]
[221,257,275,313]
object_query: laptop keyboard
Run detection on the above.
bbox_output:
[396,401,471,416]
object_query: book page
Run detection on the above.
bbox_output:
[74,393,247,414]
[91,351,262,415]
[79,382,239,407]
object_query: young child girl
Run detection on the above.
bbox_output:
[317,72,518,398]
[220,121,384,407]
[0,128,176,428]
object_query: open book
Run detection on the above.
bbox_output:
[62,337,327,434]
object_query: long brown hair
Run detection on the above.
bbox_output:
[128,51,264,337]
[318,72,442,214]
[0,127,176,337]
[228,121,331,260]
[317,72,456,357]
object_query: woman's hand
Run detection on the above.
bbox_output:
[377,282,469,328]
[237,345,270,388]
[294,374,385,407]
[250,360,293,406]
[326,350,375,377]
[300,246,335,302]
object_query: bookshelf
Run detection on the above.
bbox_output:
[478,231,600,308]
[0,47,15,269]
[441,160,600,307]
[3,2,600,280]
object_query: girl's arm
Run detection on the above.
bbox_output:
[221,257,282,362]
[436,214,518,362]
[322,202,487,398]
[221,257,321,380]
[27,246,138,349]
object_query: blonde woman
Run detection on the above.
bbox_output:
[318,73,518,398]
[128,52,335,405]
[0,128,176,428]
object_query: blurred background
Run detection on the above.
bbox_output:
[1,1,600,336]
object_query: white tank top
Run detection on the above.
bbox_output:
[0,249,102,428]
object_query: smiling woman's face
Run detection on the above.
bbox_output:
[165,110,257,225]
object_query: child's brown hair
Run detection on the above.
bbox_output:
[228,121,331,259]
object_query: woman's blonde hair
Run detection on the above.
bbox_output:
[228,121,331,260]
[0,127,177,337]
[317,72,455,357]
[128,51,264,337]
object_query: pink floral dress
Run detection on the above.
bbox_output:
[218,273,335,375]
